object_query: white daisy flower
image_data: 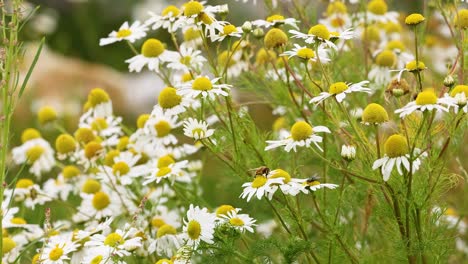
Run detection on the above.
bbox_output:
[240,176,284,202]
[289,24,354,50]
[146,5,189,33]
[126,38,178,73]
[79,111,123,140]
[99,21,147,46]
[390,60,427,81]
[287,177,339,195]
[211,24,243,42]
[358,0,399,24]
[143,159,189,185]
[40,239,79,264]
[252,14,299,29]
[167,45,206,72]
[281,44,330,63]
[265,121,331,152]
[85,88,114,118]
[444,85,468,113]
[368,50,397,85]
[12,137,55,178]
[220,211,257,233]
[183,204,217,248]
[372,135,426,181]
[183,118,215,140]
[309,81,371,104]
[177,76,231,100]
[395,89,456,118]
[319,13,352,32]
[97,151,145,186]
[148,224,183,257]
[8,179,53,209]
[85,224,142,258]
[73,188,126,222]
[43,174,74,201]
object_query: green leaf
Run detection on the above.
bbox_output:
[18,37,45,99]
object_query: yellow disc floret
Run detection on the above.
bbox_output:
[192,76,213,91]
[142,39,165,57]
[154,121,172,137]
[229,217,245,226]
[26,145,44,162]
[16,179,34,189]
[2,237,16,254]
[327,1,347,15]
[264,28,288,49]
[104,149,120,166]
[362,103,389,124]
[367,0,388,15]
[384,134,408,158]
[92,191,110,210]
[296,48,315,60]
[159,87,182,109]
[137,114,150,129]
[88,88,110,107]
[415,89,437,105]
[82,179,101,194]
[157,155,175,168]
[269,169,291,183]
[151,217,165,228]
[104,232,124,247]
[308,24,330,40]
[21,128,41,143]
[450,85,468,97]
[329,82,348,94]
[55,134,77,154]
[454,9,468,29]
[62,165,80,179]
[49,246,64,261]
[290,121,313,141]
[116,29,131,38]
[222,24,237,35]
[375,50,396,67]
[251,176,267,188]
[84,141,103,159]
[157,224,177,238]
[187,220,201,240]
[255,48,276,65]
[162,5,180,17]
[184,1,204,16]
[405,60,425,71]
[267,14,285,22]
[117,136,129,150]
[38,106,57,125]
[112,161,130,176]
[74,128,96,144]
[216,205,235,216]
[156,259,173,264]
[405,13,425,25]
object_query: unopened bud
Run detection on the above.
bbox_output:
[242,21,252,33]
[253,28,265,38]
[443,75,455,88]
[341,145,356,161]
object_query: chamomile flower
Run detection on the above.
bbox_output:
[79,111,123,140]
[126,38,178,73]
[146,6,188,33]
[177,76,231,99]
[167,45,206,72]
[9,179,52,209]
[43,174,74,200]
[132,107,181,148]
[391,60,426,81]
[40,239,78,264]
[372,134,425,181]
[183,204,216,248]
[99,21,147,46]
[73,188,124,222]
[240,175,284,202]
[85,88,113,118]
[211,24,243,42]
[183,118,215,140]
[289,24,354,50]
[157,89,191,116]
[265,121,331,152]
[97,151,145,186]
[12,137,55,178]
[265,169,303,196]
[85,224,142,257]
[289,177,339,195]
[395,89,456,118]
[309,81,371,104]
[252,14,299,29]
[282,44,330,63]
[445,85,468,113]
[360,0,399,24]
[148,224,183,257]
[143,159,189,185]
[368,50,397,85]
[220,211,256,233]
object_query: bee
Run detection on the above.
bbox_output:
[249,166,270,177]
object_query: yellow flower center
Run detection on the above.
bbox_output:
[104,232,124,247]
[162,5,180,17]
[385,40,405,51]
[112,161,130,176]
[157,167,172,177]
[264,28,288,49]
[151,217,166,228]
[415,90,437,105]
[454,9,468,29]
[158,155,175,168]
[184,1,204,16]
[450,85,468,97]
[156,259,173,264]
[90,255,103,264]
[11,217,27,225]
[199,12,214,25]
[154,121,172,137]
[2,237,16,254]
[74,127,96,144]
[328,82,348,95]
[62,165,80,179]
[21,128,41,143]
[330,17,346,28]
[384,134,408,158]
[55,134,76,154]
[82,179,101,194]
[375,50,396,67]
[191,128,205,138]
[184,27,201,41]
[216,205,235,216]
[267,14,285,22]
[218,51,236,67]
[104,150,120,166]
[385,22,402,34]
[116,29,131,38]
[272,117,287,132]
[269,169,291,183]
[306,180,321,186]
[296,48,315,59]
[92,191,110,210]
[367,0,388,15]
[223,25,237,35]
[159,87,182,109]
[361,26,381,42]
[91,118,109,131]
[229,217,245,226]
[180,55,192,65]
[362,103,389,124]
[117,136,129,150]
[251,176,268,188]
[290,121,313,141]
[88,88,110,107]
[405,60,425,71]
[16,179,34,189]
[84,141,103,159]
[326,2,347,15]
[157,224,177,238]
[255,48,276,65]
[49,246,64,261]
[141,39,165,57]
[405,13,425,25]
[187,220,201,240]
[137,114,150,129]
[308,24,330,40]
[26,145,44,162]
[181,72,194,82]
[445,208,457,216]
[192,77,213,91]
[38,106,57,125]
